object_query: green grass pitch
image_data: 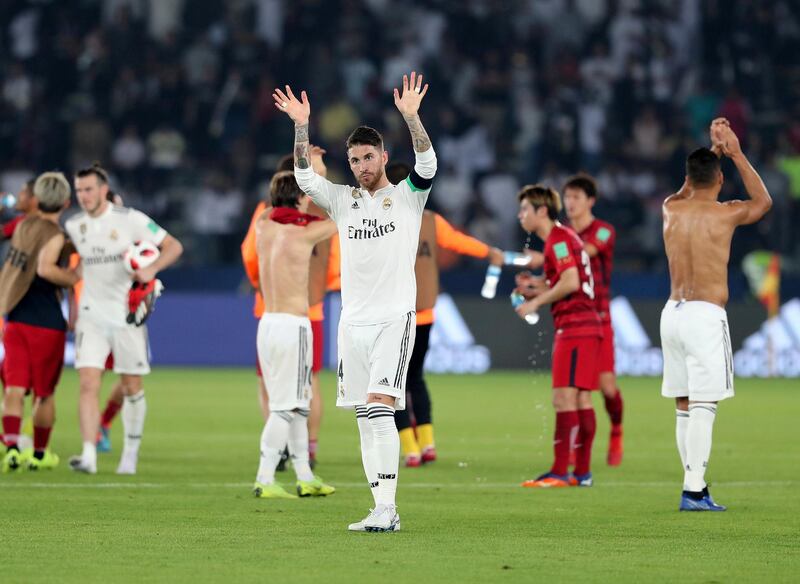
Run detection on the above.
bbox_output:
[1,369,798,583]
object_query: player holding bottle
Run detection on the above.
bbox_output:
[276,71,437,532]
[65,164,183,475]
[514,185,602,488]
[385,161,503,467]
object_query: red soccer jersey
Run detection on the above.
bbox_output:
[2,215,24,239]
[576,218,615,323]
[543,223,602,338]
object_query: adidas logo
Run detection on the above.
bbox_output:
[377,377,390,386]
[351,201,360,209]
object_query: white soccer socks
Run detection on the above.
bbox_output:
[287,409,314,482]
[366,403,400,507]
[356,406,380,504]
[257,411,293,485]
[684,403,717,492]
[118,390,147,474]
[675,408,690,470]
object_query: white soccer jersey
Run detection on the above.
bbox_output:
[65,204,167,328]
[295,149,436,325]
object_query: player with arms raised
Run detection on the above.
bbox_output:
[274,71,436,532]
[562,174,624,465]
[661,118,771,511]
[251,172,337,499]
[65,164,183,474]
[514,185,602,488]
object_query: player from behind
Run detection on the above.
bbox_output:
[65,164,183,475]
[562,174,624,465]
[386,162,503,467]
[0,172,78,471]
[276,71,437,531]
[252,171,337,499]
[661,119,771,511]
[241,150,331,470]
[514,185,602,488]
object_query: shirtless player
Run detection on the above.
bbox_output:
[661,118,771,511]
[251,171,337,499]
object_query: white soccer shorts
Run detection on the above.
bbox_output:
[75,317,151,375]
[257,313,313,411]
[336,311,416,410]
[660,299,734,402]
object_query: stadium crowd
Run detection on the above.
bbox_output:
[1,0,798,268]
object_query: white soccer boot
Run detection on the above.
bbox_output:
[116,450,138,475]
[363,504,401,532]
[348,509,372,532]
[68,455,97,475]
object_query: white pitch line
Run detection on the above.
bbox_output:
[0,480,794,490]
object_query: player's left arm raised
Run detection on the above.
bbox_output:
[395,72,437,191]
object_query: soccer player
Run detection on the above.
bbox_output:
[252,171,337,499]
[514,185,602,488]
[562,174,624,465]
[0,172,78,471]
[276,71,437,532]
[241,148,331,469]
[661,118,771,511]
[1,178,38,240]
[386,162,503,467]
[65,164,183,474]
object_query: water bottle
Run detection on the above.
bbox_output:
[481,265,501,299]
[1,193,16,209]
[510,292,540,325]
[503,251,531,266]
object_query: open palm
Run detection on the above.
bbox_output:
[394,71,428,116]
[273,85,310,125]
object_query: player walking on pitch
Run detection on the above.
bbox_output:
[65,164,183,474]
[661,118,771,511]
[0,172,78,471]
[251,172,337,499]
[562,174,625,465]
[275,71,437,531]
[514,185,602,488]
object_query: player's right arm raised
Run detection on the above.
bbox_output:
[274,85,340,216]
[713,120,772,225]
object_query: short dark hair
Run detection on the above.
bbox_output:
[386,162,411,185]
[346,126,384,151]
[686,148,721,187]
[275,154,294,172]
[563,173,598,199]
[269,171,304,208]
[24,178,36,194]
[75,162,109,185]
[517,184,562,221]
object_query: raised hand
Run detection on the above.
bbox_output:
[716,124,742,158]
[273,85,310,126]
[394,71,429,117]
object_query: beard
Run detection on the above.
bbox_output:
[357,168,384,191]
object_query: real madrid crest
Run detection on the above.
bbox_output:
[351,188,362,199]
[382,197,392,210]
[110,229,119,241]
[80,223,87,235]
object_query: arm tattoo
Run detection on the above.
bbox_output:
[403,114,432,152]
[294,124,310,169]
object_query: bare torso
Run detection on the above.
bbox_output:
[663,191,737,307]
[256,213,336,316]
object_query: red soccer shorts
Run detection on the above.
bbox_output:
[552,333,601,391]
[599,322,615,374]
[2,322,65,398]
[256,318,324,376]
